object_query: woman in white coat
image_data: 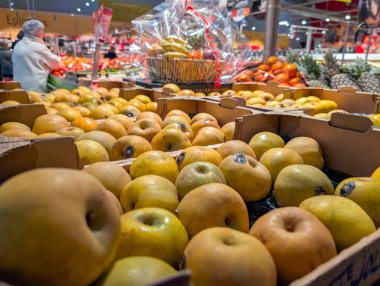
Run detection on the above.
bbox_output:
[12,20,63,93]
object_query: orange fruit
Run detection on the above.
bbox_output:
[283,64,298,79]
[258,64,271,72]
[289,78,301,86]
[293,83,307,89]
[274,73,290,83]
[266,56,279,66]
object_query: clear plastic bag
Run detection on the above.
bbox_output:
[132,0,243,84]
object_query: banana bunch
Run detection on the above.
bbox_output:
[160,36,190,59]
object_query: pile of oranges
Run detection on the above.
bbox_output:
[235,56,306,88]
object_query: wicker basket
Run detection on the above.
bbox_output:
[147,58,225,84]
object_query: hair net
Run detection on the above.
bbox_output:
[23,20,44,37]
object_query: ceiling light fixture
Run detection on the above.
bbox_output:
[302,20,307,25]
[77,7,81,12]
[345,15,351,21]
[85,2,90,6]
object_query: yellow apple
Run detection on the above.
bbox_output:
[250,207,337,285]
[0,168,120,286]
[109,135,153,160]
[219,153,272,202]
[83,161,131,198]
[75,140,110,165]
[151,128,192,152]
[120,175,179,213]
[116,208,189,267]
[175,161,226,200]
[94,256,177,286]
[177,183,249,238]
[184,227,277,286]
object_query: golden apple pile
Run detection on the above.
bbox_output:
[1,124,380,285]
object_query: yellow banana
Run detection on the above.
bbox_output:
[162,42,189,54]
[164,36,188,46]
[163,52,188,59]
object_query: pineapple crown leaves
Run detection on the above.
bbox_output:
[298,54,321,81]
[341,57,380,80]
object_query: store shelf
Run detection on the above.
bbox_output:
[313,54,380,67]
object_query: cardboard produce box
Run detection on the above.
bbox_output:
[290,227,380,286]
[205,81,295,113]
[283,87,380,115]
[113,97,255,170]
[235,112,380,285]
[156,97,256,126]
[0,90,30,104]
[235,112,380,177]
[0,104,46,128]
[97,80,129,90]
[0,81,22,91]
[120,87,174,101]
[0,137,83,184]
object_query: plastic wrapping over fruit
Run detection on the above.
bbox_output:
[132,0,243,84]
[246,193,277,227]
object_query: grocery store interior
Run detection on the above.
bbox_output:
[0,1,380,286]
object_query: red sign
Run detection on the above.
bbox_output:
[93,5,113,43]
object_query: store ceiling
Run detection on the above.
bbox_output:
[282,0,359,24]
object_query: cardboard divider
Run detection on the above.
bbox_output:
[120,88,174,101]
[0,90,30,104]
[97,80,129,90]
[0,104,47,128]
[156,97,256,126]
[237,112,380,177]
[290,228,380,286]
[233,81,289,95]
[0,137,83,184]
[283,87,380,114]
[0,82,22,91]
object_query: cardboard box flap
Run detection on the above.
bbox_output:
[338,86,359,93]
[232,82,286,95]
[0,137,83,183]
[156,97,254,126]
[120,88,173,101]
[284,88,379,114]
[238,113,380,176]
[239,113,283,143]
[290,228,380,286]
[0,90,30,104]
[282,115,380,176]
[97,81,126,90]
[0,104,47,128]
[147,271,191,286]
[219,97,246,108]
[0,137,30,153]
[330,113,373,133]
[266,81,282,87]
[0,82,22,90]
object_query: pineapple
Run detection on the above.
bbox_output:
[323,51,360,90]
[344,58,380,94]
[358,72,380,94]
[299,54,330,89]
